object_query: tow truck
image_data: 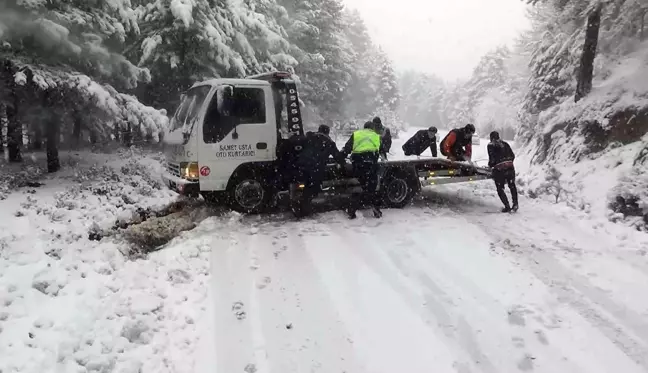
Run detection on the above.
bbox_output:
[161,71,492,213]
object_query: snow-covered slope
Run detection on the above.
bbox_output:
[518,42,648,228]
[0,149,191,373]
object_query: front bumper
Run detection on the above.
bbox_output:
[161,171,200,196]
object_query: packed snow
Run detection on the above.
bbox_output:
[1,130,648,373]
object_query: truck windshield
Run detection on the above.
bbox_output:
[171,85,211,132]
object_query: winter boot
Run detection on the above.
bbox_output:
[347,207,357,219]
[372,206,383,218]
[501,205,511,213]
[511,203,518,212]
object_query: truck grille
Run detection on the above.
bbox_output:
[167,162,181,177]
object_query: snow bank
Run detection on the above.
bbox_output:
[0,149,217,373]
[538,43,648,135]
[519,42,648,228]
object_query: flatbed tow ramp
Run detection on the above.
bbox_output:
[313,158,492,208]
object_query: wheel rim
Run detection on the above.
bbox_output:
[386,178,408,204]
[234,180,264,210]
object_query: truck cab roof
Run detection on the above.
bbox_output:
[190,78,270,89]
[191,71,296,90]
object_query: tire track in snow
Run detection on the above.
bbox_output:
[247,220,367,373]
[294,217,461,373]
[464,212,648,371]
[210,227,267,373]
[369,219,566,372]
[246,231,272,373]
[359,208,646,373]
[326,219,498,373]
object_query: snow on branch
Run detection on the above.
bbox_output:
[10,59,168,141]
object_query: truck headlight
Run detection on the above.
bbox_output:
[180,162,199,181]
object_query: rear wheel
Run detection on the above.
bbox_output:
[227,173,271,214]
[381,173,415,208]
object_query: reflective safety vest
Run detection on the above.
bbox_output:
[352,129,381,154]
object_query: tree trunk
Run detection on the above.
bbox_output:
[133,123,143,144]
[641,10,646,40]
[0,106,4,153]
[113,124,120,142]
[4,61,22,162]
[123,121,132,146]
[32,124,43,150]
[89,130,98,144]
[72,112,82,148]
[44,91,60,173]
[575,3,602,103]
[46,120,60,172]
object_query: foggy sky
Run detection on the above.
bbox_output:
[343,0,530,80]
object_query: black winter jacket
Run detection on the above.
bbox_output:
[402,129,437,157]
[381,128,392,156]
[487,139,515,169]
[299,132,344,172]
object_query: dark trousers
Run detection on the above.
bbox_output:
[348,160,380,213]
[492,167,518,208]
[292,169,324,217]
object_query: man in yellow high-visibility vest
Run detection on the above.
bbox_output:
[341,121,383,219]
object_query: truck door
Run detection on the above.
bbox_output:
[197,85,277,191]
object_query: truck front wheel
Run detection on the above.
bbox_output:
[381,173,415,208]
[228,173,271,214]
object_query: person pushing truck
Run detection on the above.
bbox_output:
[440,123,476,162]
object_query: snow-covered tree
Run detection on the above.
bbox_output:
[340,9,377,121]
[398,70,445,129]
[0,0,155,166]
[373,48,400,113]
[278,0,354,126]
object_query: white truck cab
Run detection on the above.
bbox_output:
[162,71,303,212]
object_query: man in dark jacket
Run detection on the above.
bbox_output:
[292,124,344,217]
[440,123,475,161]
[487,131,518,213]
[402,126,438,157]
[277,132,307,188]
[342,121,382,219]
[373,117,392,160]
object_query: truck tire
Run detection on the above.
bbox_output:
[227,172,271,214]
[381,172,415,208]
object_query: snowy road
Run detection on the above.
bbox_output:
[191,129,648,373]
[2,134,648,373]
[191,188,648,373]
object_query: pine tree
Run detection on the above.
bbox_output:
[340,9,376,121]
[129,0,248,110]
[238,0,297,73]
[278,0,354,125]
[374,49,400,113]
